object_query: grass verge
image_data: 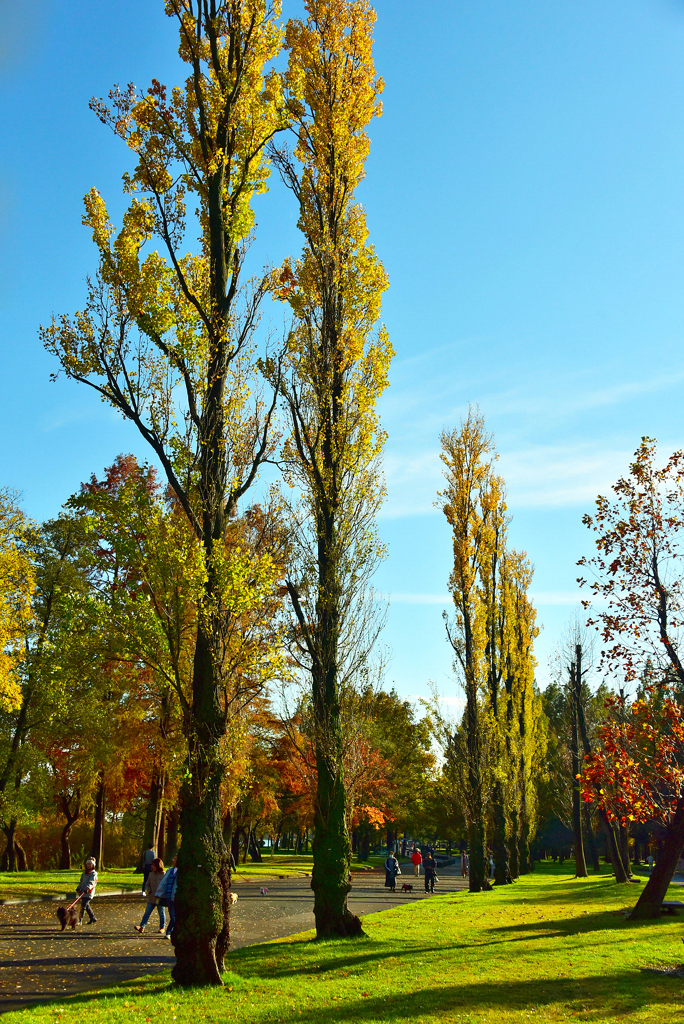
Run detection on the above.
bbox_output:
[4,862,684,1022]
[0,853,382,900]
[0,869,140,900]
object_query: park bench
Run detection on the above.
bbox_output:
[660,901,684,915]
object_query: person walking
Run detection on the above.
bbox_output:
[77,857,98,924]
[384,851,400,893]
[155,856,178,938]
[411,847,423,876]
[134,857,166,934]
[141,843,156,894]
[460,850,467,877]
[424,850,436,894]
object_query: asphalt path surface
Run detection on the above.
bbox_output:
[0,864,467,1014]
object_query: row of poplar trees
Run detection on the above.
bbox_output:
[43,0,389,987]
[438,410,544,893]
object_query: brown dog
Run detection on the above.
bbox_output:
[56,905,80,931]
[400,883,414,893]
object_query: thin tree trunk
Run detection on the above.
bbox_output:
[599,809,629,882]
[574,645,626,881]
[138,772,164,871]
[508,804,520,879]
[465,672,489,893]
[570,662,588,878]
[59,791,81,870]
[493,780,512,884]
[14,840,27,871]
[583,803,600,873]
[1,820,17,872]
[90,771,105,869]
[165,806,179,862]
[630,797,684,919]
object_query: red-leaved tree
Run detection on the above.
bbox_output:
[579,437,684,917]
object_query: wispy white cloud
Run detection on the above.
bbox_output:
[381,437,681,517]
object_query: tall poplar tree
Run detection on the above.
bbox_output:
[269,0,391,937]
[440,411,498,893]
[42,1,287,985]
[439,410,540,891]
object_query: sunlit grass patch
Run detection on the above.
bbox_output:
[4,863,684,1023]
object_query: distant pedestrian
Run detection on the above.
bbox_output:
[460,850,467,877]
[384,852,400,892]
[412,848,423,876]
[489,855,495,878]
[647,853,654,873]
[77,857,98,924]
[424,851,436,893]
[156,856,178,938]
[134,858,166,934]
[142,843,156,894]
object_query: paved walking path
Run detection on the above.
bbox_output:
[0,865,467,1014]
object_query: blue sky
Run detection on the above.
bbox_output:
[2,1,684,702]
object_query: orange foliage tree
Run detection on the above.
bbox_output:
[579,437,684,917]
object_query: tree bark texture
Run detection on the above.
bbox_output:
[493,780,512,885]
[172,623,232,985]
[310,567,362,937]
[59,792,81,870]
[599,809,629,882]
[583,804,600,873]
[166,806,180,862]
[508,805,520,879]
[630,796,684,919]
[465,674,489,893]
[570,663,588,878]
[1,821,17,872]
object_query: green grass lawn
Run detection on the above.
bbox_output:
[0,868,141,900]
[0,854,381,900]
[4,861,684,1022]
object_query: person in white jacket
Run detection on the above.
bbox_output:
[77,857,98,924]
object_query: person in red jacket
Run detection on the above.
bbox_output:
[411,847,423,877]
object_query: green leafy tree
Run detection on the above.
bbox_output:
[42,0,288,984]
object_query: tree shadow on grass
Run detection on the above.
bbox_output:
[268,970,678,1024]
[489,907,682,944]
[225,937,448,979]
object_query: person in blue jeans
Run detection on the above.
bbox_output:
[155,856,177,938]
[134,858,166,934]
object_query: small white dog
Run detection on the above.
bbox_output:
[229,892,238,906]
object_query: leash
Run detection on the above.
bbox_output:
[64,893,82,912]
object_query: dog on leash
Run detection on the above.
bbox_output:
[229,892,238,905]
[56,905,80,930]
[400,883,414,893]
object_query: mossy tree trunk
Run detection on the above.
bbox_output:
[173,622,231,985]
